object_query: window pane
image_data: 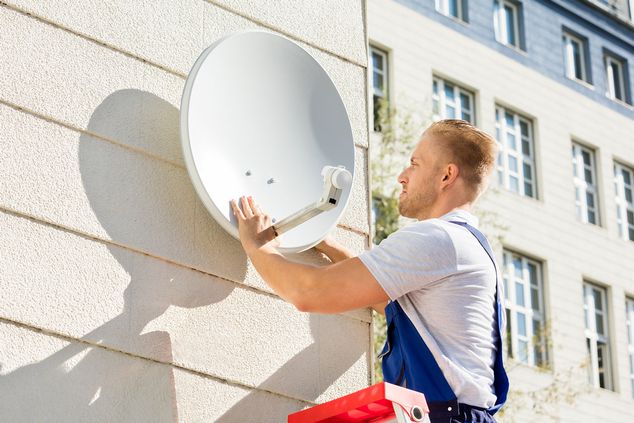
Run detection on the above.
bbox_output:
[507,133,517,150]
[459,93,471,111]
[517,312,527,336]
[504,5,516,45]
[523,163,532,180]
[531,287,539,311]
[516,282,525,306]
[513,257,522,277]
[373,71,383,93]
[449,0,459,17]
[625,187,632,203]
[588,210,597,225]
[627,210,634,225]
[533,319,543,366]
[572,40,583,80]
[586,192,595,208]
[371,52,383,71]
[446,105,456,119]
[582,150,591,166]
[584,168,593,184]
[519,120,529,137]
[521,139,530,156]
[610,62,623,100]
[593,289,603,312]
[596,312,604,335]
[597,343,608,389]
[444,83,455,102]
[433,79,438,95]
[509,156,518,173]
[505,112,514,128]
[524,182,533,197]
[623,170,631,185]
[510,176,519,192]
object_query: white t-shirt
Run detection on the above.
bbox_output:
[359,209,499,408]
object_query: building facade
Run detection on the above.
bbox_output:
[368,0,634,421]
[0,1,371,421]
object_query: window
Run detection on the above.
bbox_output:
[626,298,634,398]
[563,31,590,83]
[572,143,600,225]
[605,54,627,102]
[370,46,389,132]
[614,162,634,241]
[494,0,523,49]
[502,251,547,366]
[432,77,475,123]
[436,0,466,21]
[583,282,613,390]
[495,106,536,198]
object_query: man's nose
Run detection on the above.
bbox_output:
[397,169,407,184]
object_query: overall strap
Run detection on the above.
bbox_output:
[449,221,509,414]
[382,300,460,418]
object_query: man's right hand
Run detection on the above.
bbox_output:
[315,236,355,263]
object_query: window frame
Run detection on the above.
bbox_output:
[502,250,547,367]
[583,282,613,391]
[495,105,537,198]
[563,31,589,84]
[494,0,522,49]
[435,0,465,21]
[626,298,634,399]
[571,143,600,225]
[370,46,389,133]
[614,162,634,242]
[605,54,627,103]
[432,76,476,124]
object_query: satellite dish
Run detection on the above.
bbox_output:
[180,31,355,253]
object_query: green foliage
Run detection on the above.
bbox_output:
[370,98,420,246]
[372,195,400,245]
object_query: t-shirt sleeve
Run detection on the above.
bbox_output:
[358,221,457,300]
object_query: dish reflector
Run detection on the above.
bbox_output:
[180,31,355,253]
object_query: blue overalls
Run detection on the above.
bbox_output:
[379,221,509,423]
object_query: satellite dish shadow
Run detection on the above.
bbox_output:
[0,89,240,422]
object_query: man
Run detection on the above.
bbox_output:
[230,119,508,422]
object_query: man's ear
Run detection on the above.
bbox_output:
[441,164,459,186]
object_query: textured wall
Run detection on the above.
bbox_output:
[369,0,634,421]
[0,1,371,422]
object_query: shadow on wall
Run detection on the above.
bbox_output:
[0,90,239,422]
[0,89,366,422]
[217,313,366,422]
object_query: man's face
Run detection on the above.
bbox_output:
[397,135,444,220]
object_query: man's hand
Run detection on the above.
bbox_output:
[315,236,355,263]
[230,196,279,253]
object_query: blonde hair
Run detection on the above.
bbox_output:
[424,119,498,199]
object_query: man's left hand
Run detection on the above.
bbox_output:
[230,196,279,253]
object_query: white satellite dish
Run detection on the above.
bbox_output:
[180,31,355,253]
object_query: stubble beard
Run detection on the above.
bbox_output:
[398,188,438,220]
